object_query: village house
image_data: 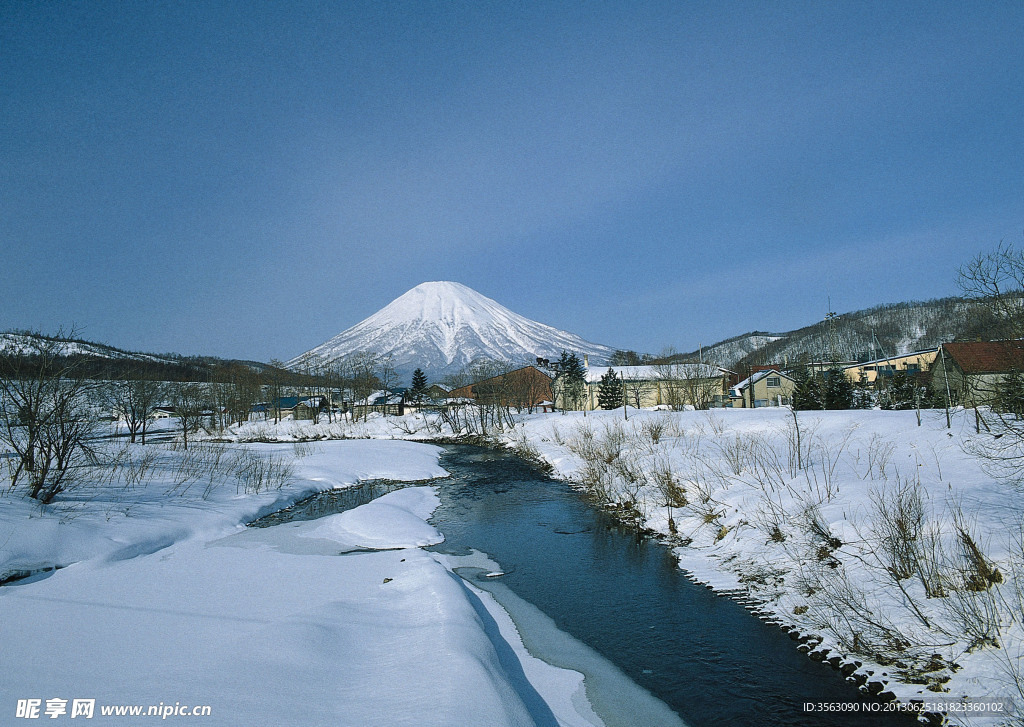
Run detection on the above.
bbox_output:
[423,384,451,402]
[728,369,796,408]
[931,341,1024,407]
[149,406,176,420]
[580,363,729,411]
[844,349,938,387]
[253,396,326,420]
[448,366,553,412]
[349,391,407,418]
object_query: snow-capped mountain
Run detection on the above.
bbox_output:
[288,281,617,380]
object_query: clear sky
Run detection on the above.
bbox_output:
[3,1,1023,361]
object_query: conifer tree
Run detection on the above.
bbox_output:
[852,384,874,409]
[555,351,587,411]
[597,368,624,410]
[879,370,916,410]
[823,366,854,410]
[997,369,1024,418]
[409,368,428,404]
[791,364,825,410]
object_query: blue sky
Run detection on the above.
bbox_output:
[3,1,1023,361]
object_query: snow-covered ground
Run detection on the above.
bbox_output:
[10,405,1024,726]
[211,406,1024,725]
[0,435,619,726]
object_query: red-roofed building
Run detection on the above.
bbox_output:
[447,366,553,412]
[932,341,1024,406]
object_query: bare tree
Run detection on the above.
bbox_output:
[0,331,101,503]
[958,241,1024,340]
[349,352,382,421]
[325,359,353,421]
[104,376,165,444]
[377,355,399,416]
[623,377,652,409]
[264,360,287,424]
[956,243,1024,477]
[170,382,207,450]
[654,356,720,410]
[226,364,261,427]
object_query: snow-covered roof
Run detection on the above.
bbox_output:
[584,364,723,384]
[730,369,792,394]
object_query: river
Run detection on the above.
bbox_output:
[254,443,918,726]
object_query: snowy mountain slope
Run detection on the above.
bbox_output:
[288,281,616,379]
[676,297,979,370]
[0,331,283,378]
[675,332,788,370]
[0,331,181,365]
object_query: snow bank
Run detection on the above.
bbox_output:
[0,439,446,578]
[303,487,444,549]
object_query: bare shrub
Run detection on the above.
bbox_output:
[651,459,687,509]
[118,446,160,490]
[861,433,896,480]
[703,411,725,435]
[952,512,1003,592]
[801,503,842,558]
[232,449,295,494]
[598,421,628,464]
[508,428,542,462]
[785,410,816,474]
[393,417,426,437]
[943,581,1003,650]
[797,554,953,682]
[715,433,751,476]
[871,478,926,581]
[747,436,791,494]
[807,425,855,500]
[996,524,1024,722]
[640,416,672,445]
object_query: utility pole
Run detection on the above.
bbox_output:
[826,297,839,363]
[939,344,952,429]
[621,370,628,421]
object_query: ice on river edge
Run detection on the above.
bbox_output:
[0,439,680,727]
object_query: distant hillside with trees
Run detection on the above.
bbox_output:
[663,296,1010,371]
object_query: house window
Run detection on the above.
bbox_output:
[766,376,781,388]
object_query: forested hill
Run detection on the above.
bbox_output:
[679,296,998,370]
[0,331,300,384]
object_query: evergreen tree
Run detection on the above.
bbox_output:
[879,371,916,410]
[997,369,1024,418]
[409,368,428,404]
[597,368,624,409]
[555,351,587,411]
[791,364,825,410]
[852,384,874,409]
[823,366,854,410]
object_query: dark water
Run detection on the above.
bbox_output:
[428,445,917,727]
[249,479,410,527]
[257,444,918,727]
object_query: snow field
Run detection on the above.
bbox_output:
[0,438,608,726]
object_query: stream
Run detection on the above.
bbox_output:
[254,443,918,726]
